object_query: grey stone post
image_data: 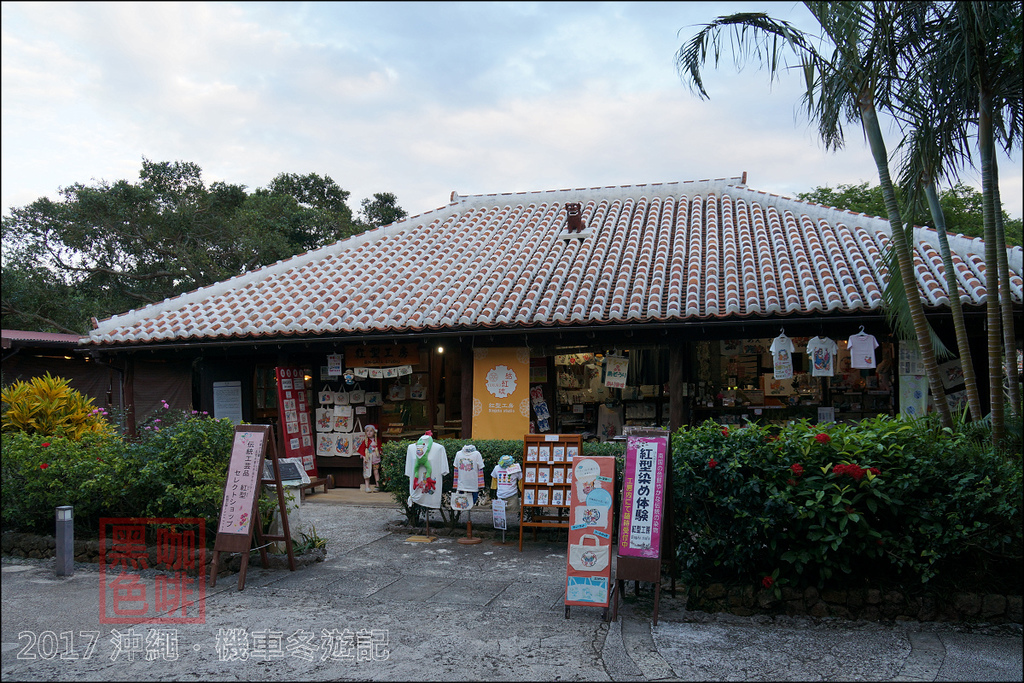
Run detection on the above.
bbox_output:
[55,506,74,577]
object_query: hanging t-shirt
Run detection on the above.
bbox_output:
[491,463,523,499]
[452,446,485,493]
[405,442,449,509]
[806,336,839,377]
[848,332,880,369]
[770,334,795,380]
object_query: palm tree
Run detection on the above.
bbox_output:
[676,1,953,427]
[937,1,1023,442]
[892,37,984,421]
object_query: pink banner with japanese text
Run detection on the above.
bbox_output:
[618,432,668,559]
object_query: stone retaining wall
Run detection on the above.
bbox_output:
[688,582,1022,624]
[0,531,324,575]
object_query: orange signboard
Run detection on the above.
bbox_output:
[472,347,529,439]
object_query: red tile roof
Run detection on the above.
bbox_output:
[3,329,83,349]
[83,178,1024,347]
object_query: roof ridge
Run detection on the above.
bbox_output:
[450,176,747,207]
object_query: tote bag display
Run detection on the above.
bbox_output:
[333,432,352,456]
[332,405,354,433]
[387,382,407,402]
[315,408,334,432]
[334,389,350,406]
[365,391,383,407]
[349,383,365,404]
[349,430,366,456]
[318,386,334,404]
[568,534,610,572]
[409,379,426,401]
[450,492,473,511]
[316,433,335,456]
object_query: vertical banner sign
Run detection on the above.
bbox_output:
[217,429,268,536]
[275,366,317,477]
[565,455,616,609]
[603,355,629,389]
[472,347,530,439]
[492,498,507,531]
[618,434,668,559]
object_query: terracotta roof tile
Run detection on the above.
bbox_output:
[84,179,1023,346]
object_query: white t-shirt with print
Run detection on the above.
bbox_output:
[770,334,795,379]
[491,463,522,499]
[405,443,450,509]
[848,332,879,369]
[452,446,485,493]
[807,336,839,377]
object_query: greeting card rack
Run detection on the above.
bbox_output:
[519,433,583,551]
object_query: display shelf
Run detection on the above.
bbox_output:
[519,433,582,551]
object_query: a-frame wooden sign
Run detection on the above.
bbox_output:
[209,424,296,591]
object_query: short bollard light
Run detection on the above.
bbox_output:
[55,506,74,577]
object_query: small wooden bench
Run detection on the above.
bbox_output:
[299,476,330,501]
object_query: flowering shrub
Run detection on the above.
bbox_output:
[1,431,125,534]
[122,408,236,525]
[1,402,236,537]
[673,415,1022,592]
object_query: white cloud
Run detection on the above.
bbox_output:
[2,0,1021,223]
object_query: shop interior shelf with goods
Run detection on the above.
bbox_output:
[689,337,894,427]
[551,351,668,437]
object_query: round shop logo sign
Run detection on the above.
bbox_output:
[485,364,517,398]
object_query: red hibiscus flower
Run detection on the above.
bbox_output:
[41,442,51,448]
[708,459,718,469]
[721,428,729,436]
[790,463,804,477]
[762,576,774,589]
[815,433,831,444]
[40,463,49,470]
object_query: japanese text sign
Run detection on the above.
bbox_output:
[618,433,668,559]
[217,429,267,536]
[603,355,628,389]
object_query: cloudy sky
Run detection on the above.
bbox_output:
[3,1,1021,223]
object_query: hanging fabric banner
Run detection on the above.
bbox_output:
[472,347,530,439]
[603,355,628,389]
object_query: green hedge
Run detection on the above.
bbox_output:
[1,411,237,538]
[380,437,626,527]
[673,416,1023,594]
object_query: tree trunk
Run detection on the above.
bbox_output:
[991,158,1021,420]
[923,176,983,420]
[860,99,951,427]
[978,89,1005,445]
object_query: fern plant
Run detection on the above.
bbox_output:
[1,373,113,440]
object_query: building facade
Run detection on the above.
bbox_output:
[80,176,1023,486]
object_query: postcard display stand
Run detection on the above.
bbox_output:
[209,425,296,591]
[275,366,328,497]
[518,434,581,551]
[565,454,616,620]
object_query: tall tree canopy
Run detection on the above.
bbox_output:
[798,181,1022,247]
[1,158,405,334]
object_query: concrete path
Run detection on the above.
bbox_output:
[2,497,1020,681]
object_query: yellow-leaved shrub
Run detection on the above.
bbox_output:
[1,373,113,440]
